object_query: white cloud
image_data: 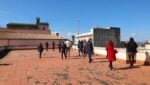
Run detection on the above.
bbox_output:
[67,32,77,36]
[131,33,136,36]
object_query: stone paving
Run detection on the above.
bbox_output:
[0,49,150,85]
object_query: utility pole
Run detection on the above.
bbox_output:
[77,20,80,40]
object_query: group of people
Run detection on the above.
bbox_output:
[37,37,137,70]
[58,40,72,59]
[37,40,72,59]
[37,41,56,58]
[106,37,137,70]
[78,39,94,63]
[77,37,137,70]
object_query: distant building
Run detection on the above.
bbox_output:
[51,32,59,37]
[120,41,128,48]
[145,40,150,49]
[75,27,120,47]
[0,17,65,49]
[7,17,51,33]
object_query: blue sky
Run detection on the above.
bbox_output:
[0,0,150,42]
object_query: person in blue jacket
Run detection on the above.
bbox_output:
[87,38,94,63]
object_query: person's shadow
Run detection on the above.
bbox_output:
[0,63,12,66]
[116,65,141,70]
[144,52,150,66]
[0,49,11,59]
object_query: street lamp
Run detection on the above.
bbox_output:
[77,20,80,40]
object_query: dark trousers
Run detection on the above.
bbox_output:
[52,46,55,51]
[88,52,92,63]
[61,50,67,59]
[83,48,87,58]
[78,48,83,56]
[39,51,42,58]
[66,47,70,57]
[109,61,113,70]
[58,48,61,53]
[129,55,135,66]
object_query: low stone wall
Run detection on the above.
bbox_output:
[0,29,51,34]
[0,39,63,47]
[72,45,150,65]
[0,39,65,50]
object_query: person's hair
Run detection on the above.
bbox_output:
[107,40,113,45]
[129,37,135,42]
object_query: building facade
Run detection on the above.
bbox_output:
[75,27,120,47]
[7,17,51,33]
[0,17,65,49]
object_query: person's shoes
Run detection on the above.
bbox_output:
[110,67,113,70]
[129,64,133,67]
[89,59,92,63]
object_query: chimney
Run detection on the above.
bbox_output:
[36,17,40,24]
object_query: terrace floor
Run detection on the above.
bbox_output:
[0,49,150,85]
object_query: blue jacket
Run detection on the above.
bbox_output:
[87,41,93,53]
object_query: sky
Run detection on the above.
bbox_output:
[0,0,150,42]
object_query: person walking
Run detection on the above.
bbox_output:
[83,40,88,58]
[126,37,137,67]
[78,40,83,56]
[45,42,49,51]
[87,38,94,63]
[61,42,67,59]
[65,40,71,57]
[106,40,117,70]
[37,43,44,58]
[58,41,62,53]
[52,41,55,51]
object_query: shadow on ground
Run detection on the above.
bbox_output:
[116,65,142,70]
[0,63,12,66]
[0,49,11,59]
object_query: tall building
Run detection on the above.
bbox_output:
[75,27,120,47]
[94,27,120,47]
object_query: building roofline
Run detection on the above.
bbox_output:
[75,31,93,37]
[7,23,36,26]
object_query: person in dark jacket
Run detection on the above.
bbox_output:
[58,41,62,53]
[45,42,49,51]
[126,37,137,67]
[52,41,55,51]
[106,40,117,70]
[87,38,94,63]
[61,42,67,59]
[37,43,43,58]
[83,40,88,58]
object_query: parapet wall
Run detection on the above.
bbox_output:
[0,39,62,49]
[0,29,51,34]
[72,45,150,65]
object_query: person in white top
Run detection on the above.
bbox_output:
[65,40,71,57]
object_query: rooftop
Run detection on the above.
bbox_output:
[0,49,149,85]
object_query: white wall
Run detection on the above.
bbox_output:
[72,45,150,64]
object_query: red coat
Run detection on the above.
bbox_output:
[106,44,117,62]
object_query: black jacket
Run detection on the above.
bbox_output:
[127,42,137,53]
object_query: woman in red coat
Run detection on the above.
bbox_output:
[106,40,117,70]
